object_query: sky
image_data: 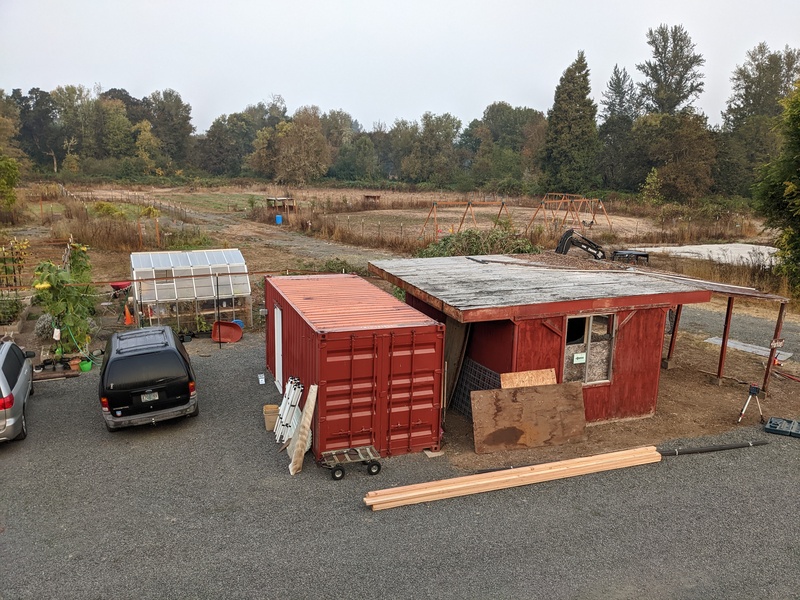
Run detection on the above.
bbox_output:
[2,0,799,135]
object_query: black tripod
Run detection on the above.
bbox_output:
[737,384,765,424]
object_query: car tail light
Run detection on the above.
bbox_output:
[0,393,13,410]
[100,396,109,412]
[188,381,196,394]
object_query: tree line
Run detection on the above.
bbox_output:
[0,25,796,204]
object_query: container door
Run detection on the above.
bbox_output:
[385,328,444,456]
[274,304,283,392]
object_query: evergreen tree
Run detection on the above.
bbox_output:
[755,82,800,293]
[542,51,600,193]
[599,66,643,190]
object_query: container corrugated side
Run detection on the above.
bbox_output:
[316,326,444,458]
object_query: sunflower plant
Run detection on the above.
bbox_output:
[32,247,95,353]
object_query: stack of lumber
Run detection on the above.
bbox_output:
[364,446,661,511]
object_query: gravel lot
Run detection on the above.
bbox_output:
[681,304,799,357]
[2,332,799,600]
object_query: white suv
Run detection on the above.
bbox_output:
[0,342,36,443]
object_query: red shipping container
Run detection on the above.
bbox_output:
[265,274,444,459]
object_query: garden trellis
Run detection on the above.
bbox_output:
[130,249,252,330]
[0,239,28,326]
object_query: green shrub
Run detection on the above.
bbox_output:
[416,228,540,258]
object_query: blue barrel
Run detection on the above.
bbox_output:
[276,214,283,225]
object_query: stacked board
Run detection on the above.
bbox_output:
[364,446,662,511]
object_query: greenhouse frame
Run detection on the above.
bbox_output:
[130,249,252,330]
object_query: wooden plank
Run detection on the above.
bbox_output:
[470,382,585,454]
[370,455,662,510]
[500,368,557,389]
[365,447,657,504]
[365,446,661,510]
[287,384,317,475]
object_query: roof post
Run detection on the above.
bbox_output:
[716,296,735,381]
[762,301,787,393]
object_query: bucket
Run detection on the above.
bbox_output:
[275,214,283,225]
[232,319,244,329]
[79,360,93,372]
[263,404,279,430]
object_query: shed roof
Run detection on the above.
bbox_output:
[267,274,440,332]
[131,249,251,303]
[369,255,713,322]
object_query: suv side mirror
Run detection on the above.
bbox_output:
[24,350,36,359]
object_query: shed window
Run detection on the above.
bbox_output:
[563,314,614,383]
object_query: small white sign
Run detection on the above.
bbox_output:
[573,352,587,364]
[258,374,266,385]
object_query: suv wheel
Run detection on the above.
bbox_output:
[13,405,27,441]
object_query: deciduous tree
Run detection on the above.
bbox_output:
[401,112,461,185]
[0,154,21,209]
[147,89,194,165]
[723,43,800,129]
[273,106,331,185]
[99,99,134,158]
[11,88,64,171]
[716,43,800,197]
[632,112,716,202]
[637,24,705,114]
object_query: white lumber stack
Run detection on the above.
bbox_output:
[275,377,303,444]
[364,446,662,511]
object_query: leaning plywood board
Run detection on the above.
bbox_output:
[470,382,585,454]
[500,368,557,389]
[288,384,317,475]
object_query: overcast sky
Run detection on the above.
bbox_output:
[2,1,798,134]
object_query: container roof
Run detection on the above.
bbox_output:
[131,249,251,302]
[369,255,713,322]
[267,274,440,332]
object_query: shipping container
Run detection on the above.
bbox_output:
[265,274,444,459]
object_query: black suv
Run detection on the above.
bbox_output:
[99,326,198,431]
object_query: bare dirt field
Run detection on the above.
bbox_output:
[7,185,800,468]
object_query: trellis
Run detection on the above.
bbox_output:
[524,193,612,234]
[420,201,513,241]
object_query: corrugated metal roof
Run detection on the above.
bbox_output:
[268,274,440,332]
[369,255,714,322]
[130,249,251,302]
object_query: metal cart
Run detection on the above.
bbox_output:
[319,445,382,481]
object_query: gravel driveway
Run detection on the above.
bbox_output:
[2,333,798,599]
[680,305,799,357]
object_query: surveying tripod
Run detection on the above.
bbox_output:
[737,384,765,424]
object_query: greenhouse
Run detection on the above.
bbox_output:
[129,249,252,331]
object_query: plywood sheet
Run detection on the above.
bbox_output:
[470,382,586,454]
[500,368,557,389]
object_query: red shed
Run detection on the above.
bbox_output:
[264,274,444,459]
[369,254,713,423]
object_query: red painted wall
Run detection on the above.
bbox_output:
[514,317,566,380]
[582,308,666,421]
[407,295,447,323]
[465,320,515,374]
